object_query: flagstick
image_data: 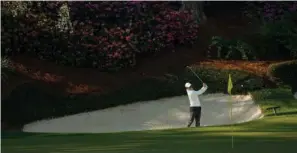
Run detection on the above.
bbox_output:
[227,74,234,150]
[231,106,234,149]
[229,95,234,149]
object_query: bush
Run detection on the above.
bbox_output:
[250,87,297,113]
[209,2,297,61]
[1,1,199,71]
[208,36,256,60]
[182,66,265,94]
[255,11,297,59]
[1,56,14,82]
[242,1,297,60]
[2,66,267,127]
[267,60,297,87]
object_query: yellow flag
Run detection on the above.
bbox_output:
[227,74,233,95]
[227,74,234,148]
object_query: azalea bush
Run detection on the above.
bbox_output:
[69,2,198,63]
[243,1,297,59]
[208,2,297,60]
[2,1,199,71]
[262,2,297,21]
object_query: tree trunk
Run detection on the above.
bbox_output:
[56,2,73,33]
[181,1,206,24]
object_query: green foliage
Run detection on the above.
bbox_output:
[257,12,297,59]
[1,1,29,17]
[183,66,264,94]
[242,2,297,60]
[245,12,297,60]
[1,57,14,82]
[1,1,199,71]
[2,66,267,127]
[208,36,256,60]
[209,12,297,60]
[252,88,296,104]
[251,87,297,116]
[267,60,297,87]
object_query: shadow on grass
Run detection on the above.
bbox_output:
[2,130,297,153]
[2,116,297,153]
[1,132,41,139]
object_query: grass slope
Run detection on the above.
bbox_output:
[252,87,297,116]
[2,87,297,153]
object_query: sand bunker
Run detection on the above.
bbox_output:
[22,93,263,133]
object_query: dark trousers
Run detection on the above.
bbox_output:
[187,106,202,127]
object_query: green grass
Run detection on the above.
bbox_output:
[2,87,297,153]
[251,87,297,116]
[2,116,297,153]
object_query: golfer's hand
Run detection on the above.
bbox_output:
[203,83,207,87]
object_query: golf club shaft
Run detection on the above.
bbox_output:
[187,66,204,83]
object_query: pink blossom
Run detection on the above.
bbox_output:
[125,36,131,41]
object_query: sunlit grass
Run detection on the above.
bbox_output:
[2,115,297,153]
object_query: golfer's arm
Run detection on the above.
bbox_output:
[195,86,208,95]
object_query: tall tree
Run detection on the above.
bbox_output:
[181,1,206,23]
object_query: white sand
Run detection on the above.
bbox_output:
[22,93,263,133]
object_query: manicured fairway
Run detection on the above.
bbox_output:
[2,115,297,153]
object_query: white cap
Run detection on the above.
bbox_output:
[185,82,192,88]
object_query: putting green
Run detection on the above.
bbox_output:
[2,115,297,153]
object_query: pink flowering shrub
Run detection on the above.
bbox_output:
[243,1,297,59]
[259,2,297,59]
[2,1,199,71]
[262,1,297,21]
[245,1,297,22]
[130,9,199,54]
[70,27,136,70]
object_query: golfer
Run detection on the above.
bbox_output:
[185,82,208,127]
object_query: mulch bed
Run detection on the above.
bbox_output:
[5,56,280,95]
[199,60,282,77]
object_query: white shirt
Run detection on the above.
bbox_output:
[186,85,208,107]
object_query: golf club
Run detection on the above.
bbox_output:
[186,66,204,83]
